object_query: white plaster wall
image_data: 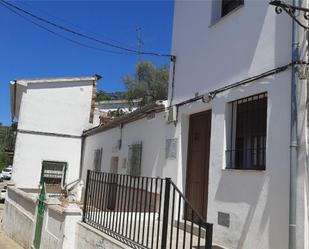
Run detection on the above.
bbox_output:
[81,112,166,181]
[75,222,130,249]
[40,204,82,249]
[12,132,82,188]
[170,71,292,249]
[17,80,94,136]
[4,187,36,249]
[169,0,292,104]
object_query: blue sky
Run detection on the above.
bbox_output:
[0,0,174,126]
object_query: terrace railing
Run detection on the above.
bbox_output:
[83,170,213,249]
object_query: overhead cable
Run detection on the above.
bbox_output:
[0,0,174,58]
[0,1,134,55]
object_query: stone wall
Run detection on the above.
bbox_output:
[75,222,130,249]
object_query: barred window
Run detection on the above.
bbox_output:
[128,142,142,176]
[221,0,244,17]
[226,93,267,170]
[40,161,67,195]
[93,148,103,171]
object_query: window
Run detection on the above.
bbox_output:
[40,161,67,195]
[226,93,267,170]
[128,142,142,176]
[221,0,244,17]
[93,148,103,171]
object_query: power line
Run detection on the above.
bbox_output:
[0,0,173,58]
[0,1,134,55]
[18,1,137,50]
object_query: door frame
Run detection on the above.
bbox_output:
[185,110,212,220]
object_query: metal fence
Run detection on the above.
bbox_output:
[83,170,213,249]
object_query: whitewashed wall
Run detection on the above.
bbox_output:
[81,112,166,181]
[167,0,309,248]
[17,80,94,135]
[172,71,292,249]
[12,132,81,188]
[12,80,95,188]
[169,0,292,104]
[5,187,82,249]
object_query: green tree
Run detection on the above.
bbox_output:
[123,61,169,106]
[0,123,12,171]
[96,90,128,102]
[0,145,9,171]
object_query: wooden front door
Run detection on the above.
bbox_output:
[186,110,211,220]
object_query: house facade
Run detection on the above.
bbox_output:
[165,1,308,248]
[80,1,309,249]
[5,1,309,249]
[10,76,100,189]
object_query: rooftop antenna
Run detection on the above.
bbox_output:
[135,27,144,61]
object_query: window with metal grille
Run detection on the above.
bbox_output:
[93,148,103,171]
[226,92,267,170]
[40,161,67,187]
[221,0,244,17]
[128,142,142,176]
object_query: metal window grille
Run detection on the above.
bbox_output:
[93,148,103,172]
[226,92,267,170]
[40,161,67,195]
[221,0,244,17]
[128,142,142,176]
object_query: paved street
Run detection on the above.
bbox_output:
[0,180,23,249]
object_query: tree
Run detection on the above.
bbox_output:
[96,91,127,102]
[123,61,169,106]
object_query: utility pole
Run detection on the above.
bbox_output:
[135,27,144,61]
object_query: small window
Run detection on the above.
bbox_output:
[41,161,67,188]
[221,0,244,17]
[93,148,103,171]
[226,93,267,170]
[128,142,142,176]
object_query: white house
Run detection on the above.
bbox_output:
[81,101,166,181]
[80,1,309,249]
[10,75,101,189]
[6,1,309,249]
[93,99,141,126]
[166,0,308,248]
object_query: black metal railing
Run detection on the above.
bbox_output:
[83,170,213,249]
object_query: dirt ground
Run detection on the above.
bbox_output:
[0,181,24,249]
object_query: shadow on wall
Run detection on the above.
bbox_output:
[213,78,290,249]
[215,171,266,249]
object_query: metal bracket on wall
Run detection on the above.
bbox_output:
[270,0,309,29]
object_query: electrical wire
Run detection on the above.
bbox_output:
[0,1,135,55]
[0,0,173,58]
[176,62,295,107]
[18,1,137,50]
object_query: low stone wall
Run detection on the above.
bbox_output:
[4,187,82,249]
[4,187,36,248]
[75,222,131,249]
[40,202,82,249]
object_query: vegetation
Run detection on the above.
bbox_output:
[96,91,127,102]
[0,123,15,171]
[96,61,169,107]
[0,145,9,171]
[123,61,169,106]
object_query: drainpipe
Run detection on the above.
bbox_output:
[289,0,299,248]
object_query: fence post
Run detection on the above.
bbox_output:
[82,170,91,222]
[161,178,171,249]
[205,223,213,249]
